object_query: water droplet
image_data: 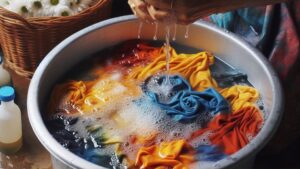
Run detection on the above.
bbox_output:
[250,25,259,36]
[137,22,144,39]
[172,24,177,41]
[153,22,158,40]
[184,25,190,39]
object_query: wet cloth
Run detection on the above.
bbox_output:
[111,41,161,67]
[129,46,218,91]
[48,77,141,114]
[142,75,230,121]
[190,106,263,154]
[135,140,195,169]
[220,85,259,112]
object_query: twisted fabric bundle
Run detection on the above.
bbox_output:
[142,75,230,121]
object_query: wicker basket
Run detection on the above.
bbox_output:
[0,0,112,78]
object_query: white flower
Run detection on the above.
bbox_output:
[0,0,10,7]
[5,0,31,17]
[29,0,42,9]
[53,4,72,16]
[41,0,70,16]
[2,0,94,17]
[70,0,93,14]
[28,0,44,17]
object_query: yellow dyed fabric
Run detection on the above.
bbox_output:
[135,140,195,169]
[48,76,141,115]
[220,85,259,112]
[128,47,219,91]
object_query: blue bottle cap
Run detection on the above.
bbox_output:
[0,86,15,102]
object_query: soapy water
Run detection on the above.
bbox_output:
[46,41,265,169]
[48,94,214,168]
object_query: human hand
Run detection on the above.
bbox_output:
[143,0,229,25]
[127,0,172,23]
[128,0,209,25]
[129,0,285,25]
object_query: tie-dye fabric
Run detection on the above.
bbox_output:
[205,1,300,80]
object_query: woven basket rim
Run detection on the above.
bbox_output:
[0,0,108,27]
[0,0,112,78]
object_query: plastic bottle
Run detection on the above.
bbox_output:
[0,56,11,86]
[0,86,22,154]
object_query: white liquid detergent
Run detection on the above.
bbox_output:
[0,56,11,87]
[0,86,22,154]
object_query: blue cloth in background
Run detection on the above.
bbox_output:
[142,75,230,122]
[205,2,300,79]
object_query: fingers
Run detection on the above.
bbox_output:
[128,0,153,22]
[144,0,172,11]
[128,0,198,25]
[128,0,173,23]
[176,14,198,25]
[147,5,171,22]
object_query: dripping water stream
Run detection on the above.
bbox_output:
[136,0,188,86]
[172,24,177,41]
[185,25,190,38]
[165,25,171,84]
[153,22,158,40]
[163,0,176,85]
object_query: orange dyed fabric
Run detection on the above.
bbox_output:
[220,85,259,112]
[135,140,195,169]
[48,81,90,114]
[190,106,263,154]
[128,46,219,91]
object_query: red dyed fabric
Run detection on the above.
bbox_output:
[190,106,263,154]
[112,40,160,67]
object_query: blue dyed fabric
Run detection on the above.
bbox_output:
[142,75,191,102]
[195,145,227,161]
[142,75,229,121]
[82,149,112,167]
